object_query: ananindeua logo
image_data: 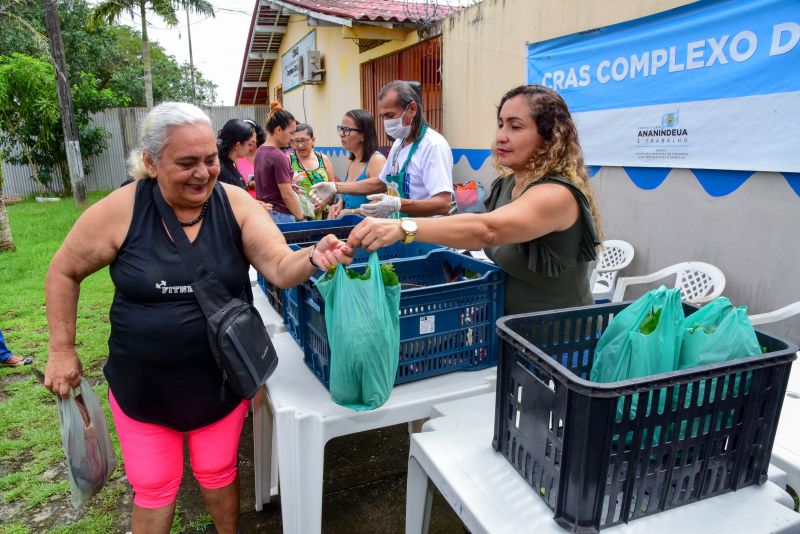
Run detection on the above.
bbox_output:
[155,281,194,294]
[636,110,688,145]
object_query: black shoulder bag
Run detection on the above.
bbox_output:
[152,185,278,400]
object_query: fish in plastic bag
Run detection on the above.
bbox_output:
[57,377,117,508]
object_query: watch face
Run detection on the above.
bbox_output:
[401,219,417,233]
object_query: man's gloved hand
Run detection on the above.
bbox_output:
[310,182,337,205]
[359,194,402,218]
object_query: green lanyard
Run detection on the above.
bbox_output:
[384,124,428,204]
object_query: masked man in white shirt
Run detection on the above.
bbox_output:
[311,80,455,218]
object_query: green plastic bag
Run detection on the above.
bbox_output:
[676,297,762,423]
[591,286,684,384]
[679,297,761,370]
[315,253,401,411]
[591,287,684,436]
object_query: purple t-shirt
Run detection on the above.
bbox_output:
[254,145,293,214]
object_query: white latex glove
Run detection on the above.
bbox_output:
[310,182,337,205]
[359,194,402,218]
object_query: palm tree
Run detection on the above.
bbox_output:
[89,0,214,109]
[0,164,15,252]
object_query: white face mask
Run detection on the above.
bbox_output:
[384,106,412,140]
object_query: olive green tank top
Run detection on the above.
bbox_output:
[483,174,600,314]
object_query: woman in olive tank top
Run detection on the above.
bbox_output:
[348,84,603,314]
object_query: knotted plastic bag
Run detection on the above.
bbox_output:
[57,378,117,508]
[315,253,401,411]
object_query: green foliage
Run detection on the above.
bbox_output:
[326,262,400,287]
[186,513,214,532]
[0,53,122,193]
[0,0,218,193]
[0,53,60,190]
[106,25,217,107]
[89,0,216,107]
[47,510,114,534]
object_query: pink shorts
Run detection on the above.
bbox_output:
[109,390,249,508]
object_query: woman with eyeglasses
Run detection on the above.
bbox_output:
[289,124,335,219]
[328,109,387,219]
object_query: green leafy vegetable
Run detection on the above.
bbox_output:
[639,307,662,335]
[324,262,399,287]
[687,325,716,335]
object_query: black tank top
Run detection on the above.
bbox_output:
[104,179,250,431]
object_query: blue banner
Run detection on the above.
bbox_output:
[528,0,800,112]
[526,0,800,172]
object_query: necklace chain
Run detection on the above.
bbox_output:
[179,201,209,227]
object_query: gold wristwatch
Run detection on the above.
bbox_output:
[400,218,417,244]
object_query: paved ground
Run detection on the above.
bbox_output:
[176,417,465,533]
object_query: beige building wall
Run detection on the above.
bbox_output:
[442,0,694,149]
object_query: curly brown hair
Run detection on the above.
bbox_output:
[496,85,603,239]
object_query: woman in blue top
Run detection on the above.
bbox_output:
[328,109,387,218]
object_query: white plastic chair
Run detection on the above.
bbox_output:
[611,261,726,305]
[749,300,800,326]
[590,239,635,301]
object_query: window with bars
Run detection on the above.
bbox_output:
[360,36,443,150]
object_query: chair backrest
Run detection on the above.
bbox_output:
[674,262,726,304]
[749,300,800,326]
[590,239,635,290]
[612,261,726,304]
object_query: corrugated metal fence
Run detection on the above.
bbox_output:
[2,106,269,197]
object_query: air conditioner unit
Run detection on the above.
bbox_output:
[300,50,324,84]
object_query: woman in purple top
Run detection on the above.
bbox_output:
[254,102,301,223]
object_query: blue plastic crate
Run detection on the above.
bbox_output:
[280,243,445,347]
[301,249,505,389]
[277,215,363,244]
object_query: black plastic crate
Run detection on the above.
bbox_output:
[493,301,797,533]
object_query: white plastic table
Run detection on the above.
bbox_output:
[406,393,800,534]
[250,280,498,534]
[771,357,800,492]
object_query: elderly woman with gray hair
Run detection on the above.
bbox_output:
[43,102,352,534]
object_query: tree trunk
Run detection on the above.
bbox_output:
[42,0,87,209]
[140,0,154,109]
[59,160,72,196]
[0,166,16,253]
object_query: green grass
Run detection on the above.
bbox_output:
[0,193,117,509]
[0,193,129,533]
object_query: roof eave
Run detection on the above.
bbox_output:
[269,0,353,27]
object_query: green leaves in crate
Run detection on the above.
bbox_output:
[325,262,399,287]
[638,307,662,335]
